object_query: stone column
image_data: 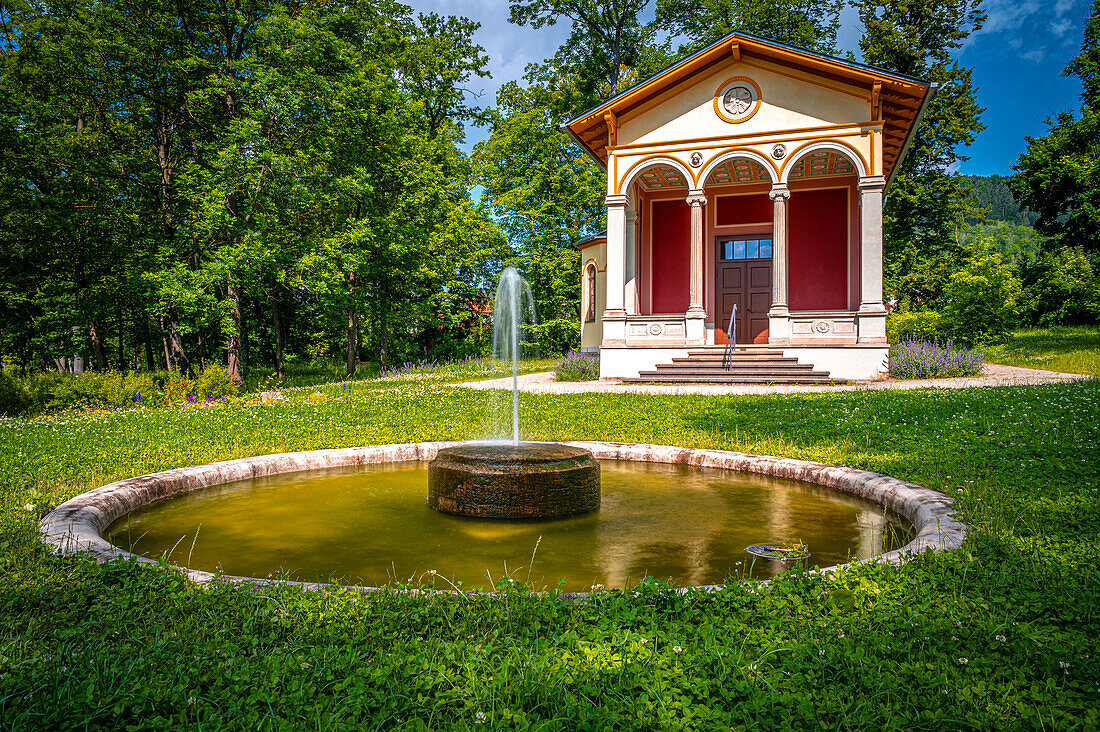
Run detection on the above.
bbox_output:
[685,189,707,345]
[602,194,628,348]
[768,183,791,346]
[625,208,639,315]
[857,175,887,343]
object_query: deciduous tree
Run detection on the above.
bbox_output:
[1012,0,1100,254]
[856,0,987,307]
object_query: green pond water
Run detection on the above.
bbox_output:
[107,460,913,591]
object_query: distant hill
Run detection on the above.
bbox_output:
[962,174,1039,226]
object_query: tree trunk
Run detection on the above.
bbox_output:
[344,310,359,378]
[166,315,193,378]
[345,310,359,378]
[378,311,389,373]
[270,294,285,379]
[226,283,244,382]
[159,318,173,371]
[143,317,155,371]
[88,321,108,371]
[117,305,126,371]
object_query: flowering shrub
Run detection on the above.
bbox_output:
[889,338,984,379]
[554,350,599,381]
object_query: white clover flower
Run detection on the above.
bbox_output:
[672,646,682,653]
[996,635,1006,642]
[639,637,648,645]
[475,711,487,723]
[958,657,968,665]
[1060,661,1070,673]
[188,697,196,706]
[23,503,35,512]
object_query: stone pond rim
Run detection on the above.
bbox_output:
[38,441,967,594]
[427,443,601,519]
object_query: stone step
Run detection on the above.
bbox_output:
[623,374,840,384]
[670,356,802,366]
[642,363,822,374]
[686,348,779,356]
[637,369,834,380]
[625,346,842,384]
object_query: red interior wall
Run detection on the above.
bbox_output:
[650,199,690,313]
[789,187,848,310]
[716,193,772,225]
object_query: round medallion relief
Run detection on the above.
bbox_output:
[647,323,664,336]
[813,320,832,334]
[713,77,761,124]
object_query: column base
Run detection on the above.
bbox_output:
[601,311,627,347]
[768,309,790,346]
[857,311,887,344]
[685,311,706,345]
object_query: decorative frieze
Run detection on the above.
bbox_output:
[789,313,858,344]
[625,316,688,346]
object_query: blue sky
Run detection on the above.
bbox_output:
[407,0,1091,176]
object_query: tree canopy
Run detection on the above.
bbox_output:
[0,0,504,377]
[1012,0,1100,254]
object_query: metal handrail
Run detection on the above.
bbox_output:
[722,304,737,370]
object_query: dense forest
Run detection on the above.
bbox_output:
[0,0,1096,382]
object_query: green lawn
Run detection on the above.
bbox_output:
[1,374,1098,728]
[985,325,1100,376]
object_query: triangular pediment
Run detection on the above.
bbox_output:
[565,32,930,182]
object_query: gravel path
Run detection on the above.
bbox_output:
[456,363,1087,396]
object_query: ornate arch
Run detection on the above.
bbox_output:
[583,259,598,323]
[697,148,778,190]
[779,139,868,184]
[616,155,696,195]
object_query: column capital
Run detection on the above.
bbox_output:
[857,175,887,192]
[768,183,790,201]
[604,193,629,208]
[686,192,707,207]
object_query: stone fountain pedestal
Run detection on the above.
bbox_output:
[428,443,600,519]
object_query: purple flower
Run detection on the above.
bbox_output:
[890,338,984,379]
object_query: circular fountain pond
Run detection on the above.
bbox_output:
[42,442,965,593]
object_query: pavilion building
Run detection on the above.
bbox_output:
[568,32,932,381]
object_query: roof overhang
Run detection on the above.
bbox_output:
[572,231,607,250]
[563,31,931,185]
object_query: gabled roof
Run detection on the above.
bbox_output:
[572,231,607,250]
[564,31,933,183]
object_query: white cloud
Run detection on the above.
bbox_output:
[970,0,1087,63]
[1051,19,1074,37]
[978,0,1042,35]
[405,0,571,101]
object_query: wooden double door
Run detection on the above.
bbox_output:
[715,236,773,345]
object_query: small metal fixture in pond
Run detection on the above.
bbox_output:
[745,543,810,561]
[428,267,601,519]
